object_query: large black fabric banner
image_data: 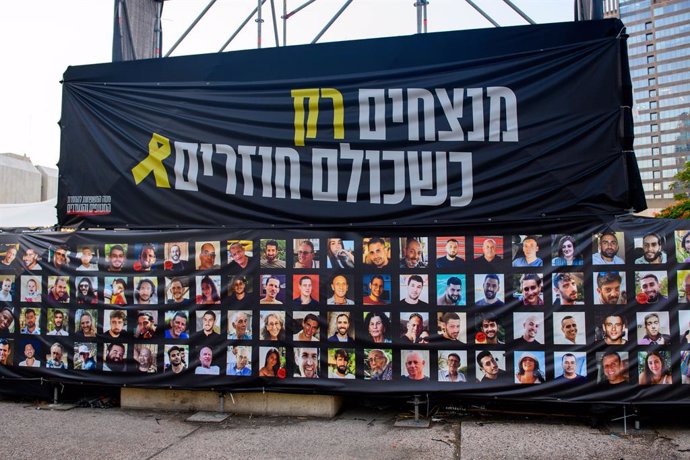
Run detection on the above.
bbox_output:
[58,19,644,228]
[1,216,690,403]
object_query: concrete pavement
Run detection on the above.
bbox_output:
[0,398,689,459]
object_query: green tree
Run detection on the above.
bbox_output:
[657,161,690,219]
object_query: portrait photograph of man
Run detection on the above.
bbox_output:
[228,310,252,340]
[511,273,544,306]
[73,343,97,371]
[104,276,127,305]
[399,236,428,269]
[227,240,254,272]
[164,310,189,339]
[327,348,355,379]
[195,346,220,375]
[399,312,430,344]
[134,344,158,373]
[164,242,189,272]
[227,345,252,376]
[292,274,320,305]
[597,351,629,385]
[636,312,671,345]
[75,246,98,271]
[436,275,465,306]
[552,312,586,345]
[133,277,158,305]
[260,274,286,305]
[473,236,504,269]
[0,245,19,270]
[134,310,158,340]
[474,274,505,307]
[594,312,628,345]
[678,270,690,303]
[592,231,625,265]
[195,241,221,271]
[293,239,320,269]
[103,342,127,372]
[364,348,392,380]
[474,314,504,344]
[49,245,70,271]
[20,307,40,335]
[164,344,188,374]
[634,271,668,304]
[103,243,127,272]
[512,312,544,346]
[18,340,41,368]
[363,237,390,268]
[292,311,321,342]
[133,243,159,272]
[512,235,544,267]
[552,273,584,306]
[435,236,466,269]
[327,274,354,305]
[103,309,128,339]
[195,310,222,341]
[46,308,68,336]
[327,312,354,343]
[593,271,627,305]
[165,277,191,306]
[438,351,467,383]
[401,350,430,381]
[228,275,253,306]
[293,347,319,378]
[362,274,391,305]
[634,232,667,264]
[475,350,510,383]
[553,352,587,383]
[21,246,42,271]
[434,312,466,343]
[45,342,67,369]
[399,274,429,305]
[46,276,70,305]
[260,239,286,268]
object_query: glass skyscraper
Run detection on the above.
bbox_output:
[604,0,690,201]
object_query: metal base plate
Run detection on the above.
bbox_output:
[39,403,77,411]
[394,418,431,428]
[186,411,230,423]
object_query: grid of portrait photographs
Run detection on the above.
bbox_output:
[0,227,689,398]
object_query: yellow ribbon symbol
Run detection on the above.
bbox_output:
[131,132,172,188]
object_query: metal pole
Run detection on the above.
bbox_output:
[283,0,287,46]
[165,0,218,57]
[270,0,280,47]
[284,0,318,19]
[423,0,428,33]
[154,0,163,57]
[312,0,354,44]
[415,1,422,34]
[257,0,263,49]
[219,1,266,52]
[501,0,536,24]
[465,0,500,27]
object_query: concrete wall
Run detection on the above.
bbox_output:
[0,153,57,204]
[121,388,343,418]
[36,165,58,202]
[0,153,41,204]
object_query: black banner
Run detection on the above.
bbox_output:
[1,216,689,402]
[58,19,644,228]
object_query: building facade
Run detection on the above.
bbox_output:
[604,0,690,201]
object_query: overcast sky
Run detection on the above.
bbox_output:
[0,0,573,168]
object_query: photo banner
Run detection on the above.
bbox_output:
[57,19,644,228]
[1,215,689,403]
